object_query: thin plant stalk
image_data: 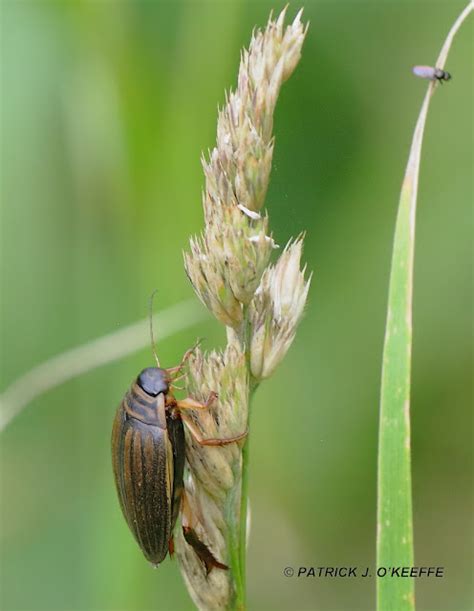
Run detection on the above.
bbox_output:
[236,383,257,608]
[376,4,473,611]
[0,298,207,432]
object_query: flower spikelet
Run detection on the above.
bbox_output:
[184,8,307,325]
[250,237,312,380]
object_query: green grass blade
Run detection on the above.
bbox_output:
[376,4,473,611]
[377,165,416,611]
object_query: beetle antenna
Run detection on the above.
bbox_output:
[149,289,161,368]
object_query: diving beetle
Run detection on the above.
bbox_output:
[111,297,247,567]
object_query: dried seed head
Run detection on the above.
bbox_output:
[179,8,310,608]
[184,8,307,323]
[208,7,306,214]
[176,345,248,609]
[250,237,312,380]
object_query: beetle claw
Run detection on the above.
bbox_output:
[167,339,204,377]
[168,536,175,557]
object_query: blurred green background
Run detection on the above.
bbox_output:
[1,1,472,610]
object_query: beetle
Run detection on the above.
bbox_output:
[111,298,247,567]
[412,65,451,83]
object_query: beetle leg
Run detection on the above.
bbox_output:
[182,526,229,573]
[181,413,248,446]
[175,391,218,411]
[180,491,229,573]
[167,366,185,376]
[170,373,186,383]
[167,339,203,376]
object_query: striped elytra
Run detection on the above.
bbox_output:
[111,368,185,566]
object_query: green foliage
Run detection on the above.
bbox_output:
[376,8,472,609]
[0,2,472,610]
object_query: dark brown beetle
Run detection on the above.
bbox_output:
[112,299,246,567]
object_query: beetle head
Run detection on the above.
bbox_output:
[137,367,169,396]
